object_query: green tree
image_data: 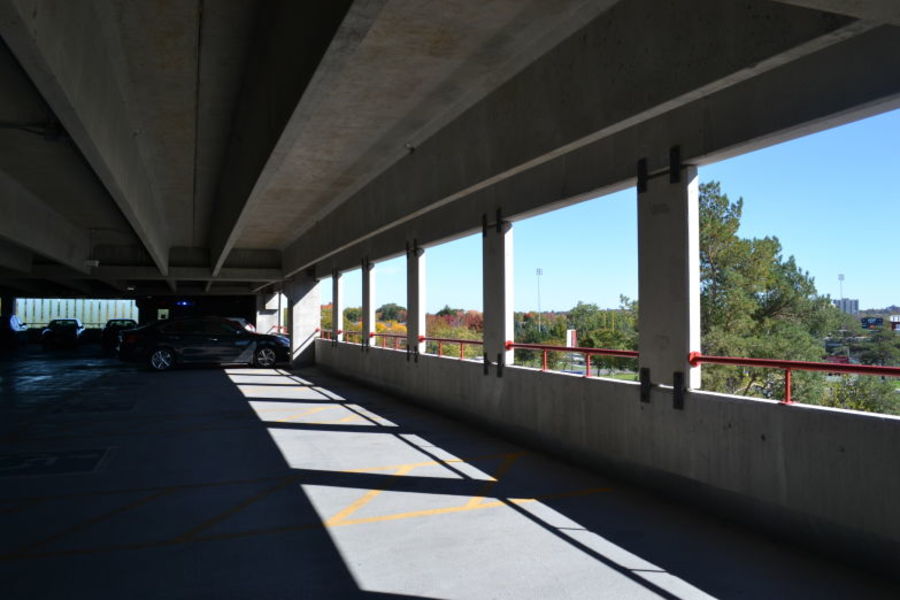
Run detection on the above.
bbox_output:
[435,305,461,318]
[860,327,900,366]
[377,303,406,322]
[698,181,848,405]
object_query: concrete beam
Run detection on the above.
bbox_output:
[774,0,900,25]
[307,27,900,276]
[28,265,282,282]
[0,238,31,273]
[283,0,864,276]
[207,0,360,275]
[0,171,91,273]
[0,0,171,275]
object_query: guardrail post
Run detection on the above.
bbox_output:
[784,369,793,404]
[637,153,700,389]
[483,213,514,369]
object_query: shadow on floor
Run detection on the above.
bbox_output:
[0,356,896,599]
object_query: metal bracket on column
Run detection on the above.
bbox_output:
[637,158,648,194]
[414,347,419,363]
[496,353,504,378]
[482,214,488,237]
[496,208,503,233]
[669,145,681,183]
[405,240,410,259]
[483,353,490,375]
[640,368,651,403]
[673,371,685,410]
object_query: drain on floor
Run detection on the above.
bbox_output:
[0,448,109,477]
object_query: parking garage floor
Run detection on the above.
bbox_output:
[1,348,898,599]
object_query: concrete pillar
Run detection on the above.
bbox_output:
[406,243,426,353]
[255,289,284,335]
[285,273,320,366]
[483,219,514,366]
[332,270,344,342]
[362,259,375,347]
[0,294,14,317]
[637,165,701,388]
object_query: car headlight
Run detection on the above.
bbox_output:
[276,336,290,346]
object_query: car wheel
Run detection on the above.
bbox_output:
[149,347,175,371]
[253,346,278,368]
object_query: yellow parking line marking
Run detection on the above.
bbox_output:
[465,453,522,508]
[325,465,416,526]
[175,476,300,541]
[275,406,331,422]
[19,488,178,553]
[0,486,611,561]
[343,451,525,474]
[331,487,611,527]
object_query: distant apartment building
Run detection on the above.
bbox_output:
[833,298,859,315]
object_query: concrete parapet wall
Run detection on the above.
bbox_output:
[316,340,900,573]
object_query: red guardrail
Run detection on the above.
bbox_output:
[420,335,483,359]
[506,341,638,377]
[371,332,407,350]
[688,352,900,404]
[337,329,364,343]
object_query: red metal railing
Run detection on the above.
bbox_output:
[688,352,900,404]
[506,341,638,377]
[420,335,483,359]
[339,329,364,343]
[370,332,408,350]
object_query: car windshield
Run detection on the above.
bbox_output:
[49,320,78,327]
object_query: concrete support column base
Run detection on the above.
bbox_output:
[255,289,285,335]
[285,274,320,367]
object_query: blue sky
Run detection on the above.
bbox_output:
[328,108,900,313]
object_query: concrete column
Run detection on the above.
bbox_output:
[285,273,320,366]
[332,270,344,342]
[0,294,14,317]
[255,289,284,335]
[406,243,426,353]
[362,259,375,347]
[637,165,701,388]
[483,219,514,366]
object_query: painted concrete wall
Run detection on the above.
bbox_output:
[15,298,138,327]
[316,340,900,573]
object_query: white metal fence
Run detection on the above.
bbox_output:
[15,298,138,329]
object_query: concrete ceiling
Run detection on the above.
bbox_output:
[0,0,897,297]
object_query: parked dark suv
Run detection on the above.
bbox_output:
[101,318,138,352]
[118,316,290,371]
[41,319,85,349]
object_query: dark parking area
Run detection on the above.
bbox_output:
[1,350,898,599]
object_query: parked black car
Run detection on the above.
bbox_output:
[101,318,138,352]
[0,314,29,351]
[41,319,85,349]
[118,316,290,371]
